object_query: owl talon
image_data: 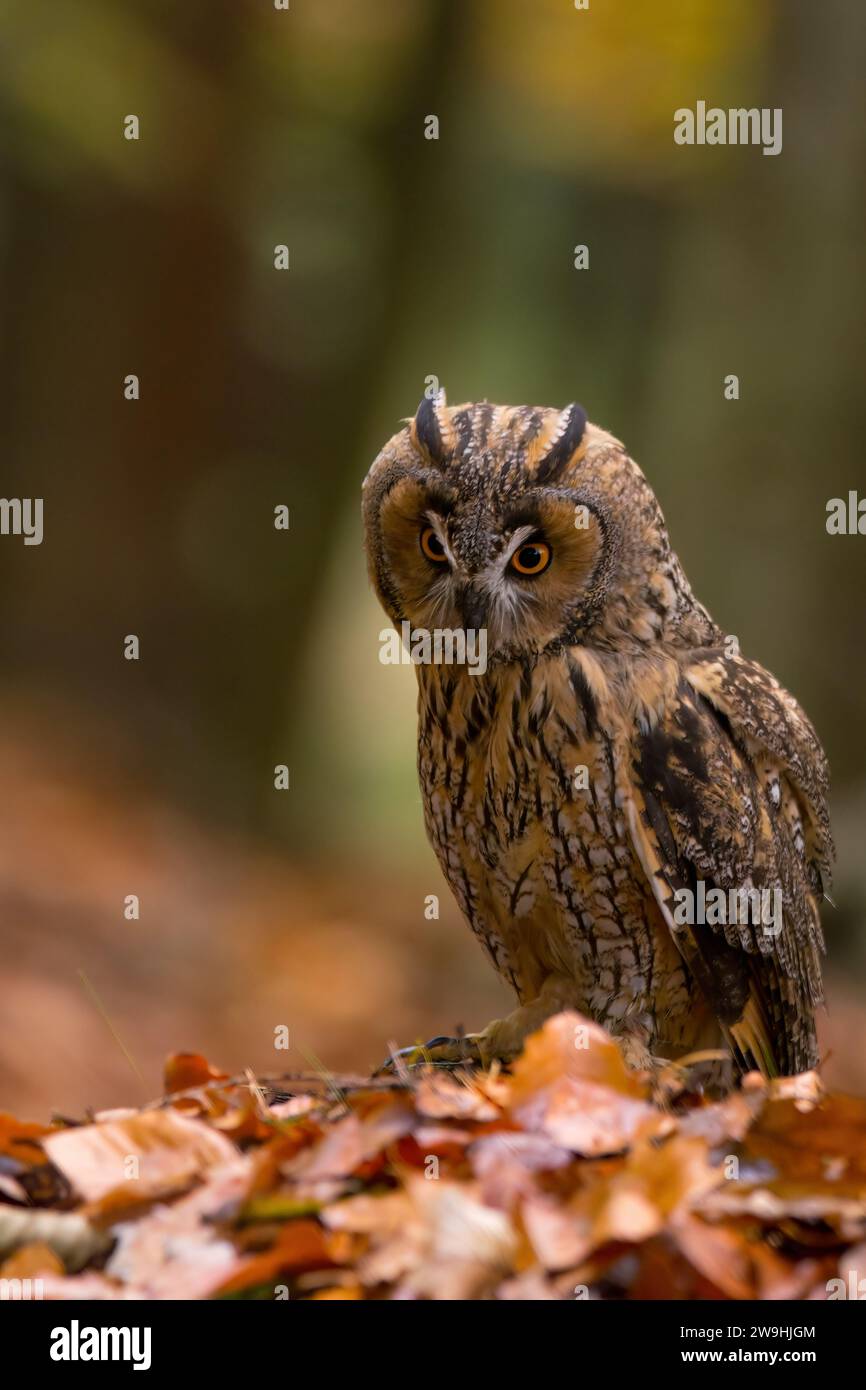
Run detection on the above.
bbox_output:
[376,1034,483,1074]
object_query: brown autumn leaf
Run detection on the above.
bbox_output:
[10,1018,866,1301]
[268,1096,318,1121]
[698,1092,866,1229]
[308,1284,364,1300]
[0,1112,54,1165]
[163,1052,229,1095]
[321,1189,419,1285]
[281,1100,414,1181]
[700,1186,866,1228]
[43,1108,239,1206]
[523,1135,721,1270]
[0,1173,28,1203]
[322,1178,520,1297]
[502,1012,667,1155]
[830,1242,866,1300]
[392,1175,519,1300]
[322,1189,414,1236]
[215,1218,345,1296]
[37,1272,146,1301]
[768,1070,825,1110]
[679,1087,765,1146]
[415,1070,502,1122]
[741,1092,866,1192]
[413,1123,476,1150]
[496,1269,563,1300]
[209,1092,275,1144]
[672,1214,759,1298]
[470,1130,574,1207]
[107,1161,251,1299]
[629,1235,706,1300]
[0,1240,64,1279]
[669,1213,825,1300]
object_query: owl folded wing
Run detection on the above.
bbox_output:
[623,650,832,1076]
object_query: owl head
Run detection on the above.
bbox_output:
[363,393,712,665]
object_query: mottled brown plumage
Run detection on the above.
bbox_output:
[363,395,832,1076]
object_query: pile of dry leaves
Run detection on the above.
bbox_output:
[1,1012,864,1300]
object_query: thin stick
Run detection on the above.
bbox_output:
[295,1045,350,1114]
[146,1070,407,1112]
[244,1066,270,1120]
[77,969,145,1090]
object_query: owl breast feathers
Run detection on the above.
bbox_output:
[363,395,833,1077]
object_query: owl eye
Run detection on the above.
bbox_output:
[420,526,448,564]
[510,540,552,576]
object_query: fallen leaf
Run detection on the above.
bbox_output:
[524,1136,721,1269]
[679,1088,764,1146]
[415,1071,501,1122]
[0,1240,64,1279]
[7,1018,866,1302]
[741,1092,866,1193]
[43,1109,239,1205]
[392,1176,519,1300]
[282,1101,414,1181]
[107,1162,250,1299]
[0,1112,53,1165]
[496,1269,562,1300]
[503,1013,666,1155]
[268,1096,318,1121]
[322,1190,413,1236]
[38,1272,146,1300]
[308,1284,364,1300]
[471,1131,573,1207]
[215,1218,342,1296]
[673,1214,764,1299]
[164,1052,229,1095]
[0,1205,110,1269]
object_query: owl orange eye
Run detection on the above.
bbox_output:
[420,526,448,563]
[510,540,551,576]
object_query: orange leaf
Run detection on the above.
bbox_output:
[503,1012,666,1156]
[215,1219,340,1295]
[524,1136,721,1269]
[43,1109,238,1205]
[0,1241,65,1279]
[0,1112,54,1166]
[164,1052,229,1095]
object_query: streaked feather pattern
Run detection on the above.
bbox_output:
[363,399,833,1076]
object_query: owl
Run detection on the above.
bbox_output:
[362,394,833,1076]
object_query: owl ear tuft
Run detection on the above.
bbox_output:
[413,389,448,467]
[536,403,587,484]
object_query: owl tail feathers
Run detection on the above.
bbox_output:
[727,996,780,1080]
[725,976,821,1078]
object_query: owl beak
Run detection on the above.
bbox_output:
[460,586,488,633]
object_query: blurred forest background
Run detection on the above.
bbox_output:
[0,0,864,1115]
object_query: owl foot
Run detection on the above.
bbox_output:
[655,1049,735,1101]
[621,1047,734,1107]
[376,1034,483,1075]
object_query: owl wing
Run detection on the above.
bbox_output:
[623,649,832,1077]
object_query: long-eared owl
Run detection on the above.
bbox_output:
[362,394,833,1076]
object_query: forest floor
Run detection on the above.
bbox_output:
[1,1012,864,1301]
